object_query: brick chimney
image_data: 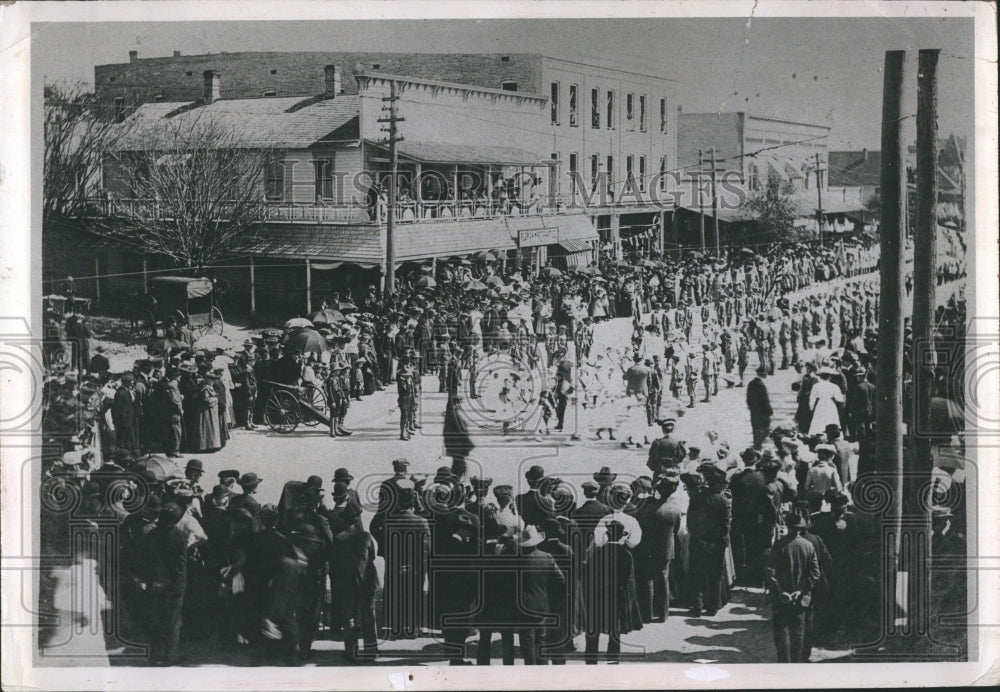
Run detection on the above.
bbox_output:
[203,70,221,104]
[324,64,342,97]
[129,50,138,62]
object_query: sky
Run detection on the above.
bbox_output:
[31,17,975,151]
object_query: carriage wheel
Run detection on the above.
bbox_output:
[210,307,224,336]
[299,383,328,427]
[264,389,300,433]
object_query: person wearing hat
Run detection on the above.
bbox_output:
[395,352,417,441]
[581,519,643,664]
[535,516,580,664]
[647,418,685,476]
[112,370,141,458]
[231,342,258,431]
[746,365,773,450]
[686,463,731,617]
[329,504,380,662]
[515,465,556,527]
[374,477,430,638]
[807,367,844,436]
[728,449,767,584]
[329,468,363,520]
[763,510,820,662]
[633,468,683,623]
[570,481,612,547]
[148,501,189,666]
[228,473,262,518]
[803,444,843,506]
[324,356,350,438]
[488,484,524,544]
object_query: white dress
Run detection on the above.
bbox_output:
[807,379,845,435]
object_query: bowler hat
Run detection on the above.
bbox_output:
[392,457,410,471]
[539,517,563,540]
[333,468,354,483]
[185,459,204,473]
[525,465,546,482]
[159,502,185,527]
[306,475,324,490]
[218,470,240,482]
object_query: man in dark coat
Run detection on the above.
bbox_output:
[728,449,765,584]
[112,372,141,457]
[764,511,820,662]
[230,473,263,518]
[162,370,185,458]
[746,366,773,449]
[570,481,611,552]
[847,368,876,443]
[149,502,188,665]
[646,418,685,474]
[825,423,854,486]
[515,465,556,528]
[377,479,430,639]
[330,504,379,662]
[536,518,576,664]
[686,465,732,617]
[633,471,683,622]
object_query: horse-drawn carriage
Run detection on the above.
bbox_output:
[261,380,331,433]
[130,276,224,341]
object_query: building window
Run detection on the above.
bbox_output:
[112,97,126,123]
[550,82,560,125]
[551,152,560,195]
[569,153,578,198]
[607,155,614,197]
[262,90,277,97]
[660,98,667,133]
[626,155,634,188]
[153,95,165,102]
[606,90,615,130]
[109,76,116,83]
[639,156,646,192]
[659,155,667,191]
[590,154,599,192]
[266,160,285,201]
[748,163,760,192]
[569,84,578,127]
[626,93,634,129]
[314,158,334,201]
[639,95,647,132]
[501,81,518,92]
[185,71,193,77]
[591,88,600,129]
[270,69,278,75]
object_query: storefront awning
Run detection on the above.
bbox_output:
[393,218,516,262]
[368,140,549,166]
[559,238,594,253]
[247,224,383,267]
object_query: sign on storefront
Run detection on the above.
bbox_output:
[518,227,559,247]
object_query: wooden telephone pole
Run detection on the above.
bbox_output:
[378,82,404,295]
[710,147,720,256]
[814,152,825,244]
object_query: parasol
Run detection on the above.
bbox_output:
[337,300,358,313]
[146,337,188,356]
[309,309,347,325]
[484,275,506,288]
[540,266,563,277]
[283,328,329,355]
[132,455,184,484]
[463,279,488,291]
[472,250,497,261]
[284,317,314,329]
[416,276,437,288]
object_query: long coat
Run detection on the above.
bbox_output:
[807,379,844,435]
[582,542,643,635]
[746,376,773,423]
[195,384,222,452]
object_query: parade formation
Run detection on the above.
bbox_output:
[39,234,969,666]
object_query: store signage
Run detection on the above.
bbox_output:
[518,227,560,247]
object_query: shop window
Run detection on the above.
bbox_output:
[569,84,578,127]
[550,82,560,125]
[591,88,600,129]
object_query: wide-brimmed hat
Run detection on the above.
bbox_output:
[786,511,812,529]
[593,466,617,486]
[493,484,513,497]
[238,472,262,488]
[207,484,231,508]
[814,443,837,456]
[518,524,545,547]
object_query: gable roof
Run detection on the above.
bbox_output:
[828,151,882,188]
[115,95,360,150]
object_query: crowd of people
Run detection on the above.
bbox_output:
[39,227,969,665]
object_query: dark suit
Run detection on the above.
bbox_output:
[150,524,187,665]
[112,385,141,456]
[687,489,732,615]
[330,527,379,660]
[229,491,261,518]
[647,435,684,473]
[515,489,556,527]
[728,468,766,582]
[570,499,611,553]
[765,534,820,662]
[536,538,577,663]
[847,380,876,441]
[431,508,481,664]
[634,495,683,621]
[746,376,773,448]
[379,509,430,637]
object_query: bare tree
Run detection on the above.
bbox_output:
[740,174,810,245]
[100,114,280,272]
[43,82,129,227]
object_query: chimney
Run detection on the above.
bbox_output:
[173,50,181,57]
[324,64,342,97]
[129,50,138,62]
[862,148,868,162]
[203,70,220,104]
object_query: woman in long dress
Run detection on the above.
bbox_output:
[197,378,222,452]
[582,520,643,664]
[807,369,845,435]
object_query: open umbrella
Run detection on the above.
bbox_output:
[577,265,602,276]
[193,334,232,352]
[283,328,329,356]
[146,337,188,356]
[540,266,563,277]
[309,309,347,325]
[416,276,437,288]
[284,317,314,329]
[337,300,358,313]
[484,275,506,288]
[472,250,497,261]
[132,455,184,484]
[612,259,631,268]
[463,279,488,291]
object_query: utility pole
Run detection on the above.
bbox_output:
[874,49,907,644]
[815,152,825,245]
[910,47,940,641]
[697,148,706,250]
[378,81,404,295]
[710,147,720,256]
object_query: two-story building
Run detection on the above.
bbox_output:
[675,111,831,246]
